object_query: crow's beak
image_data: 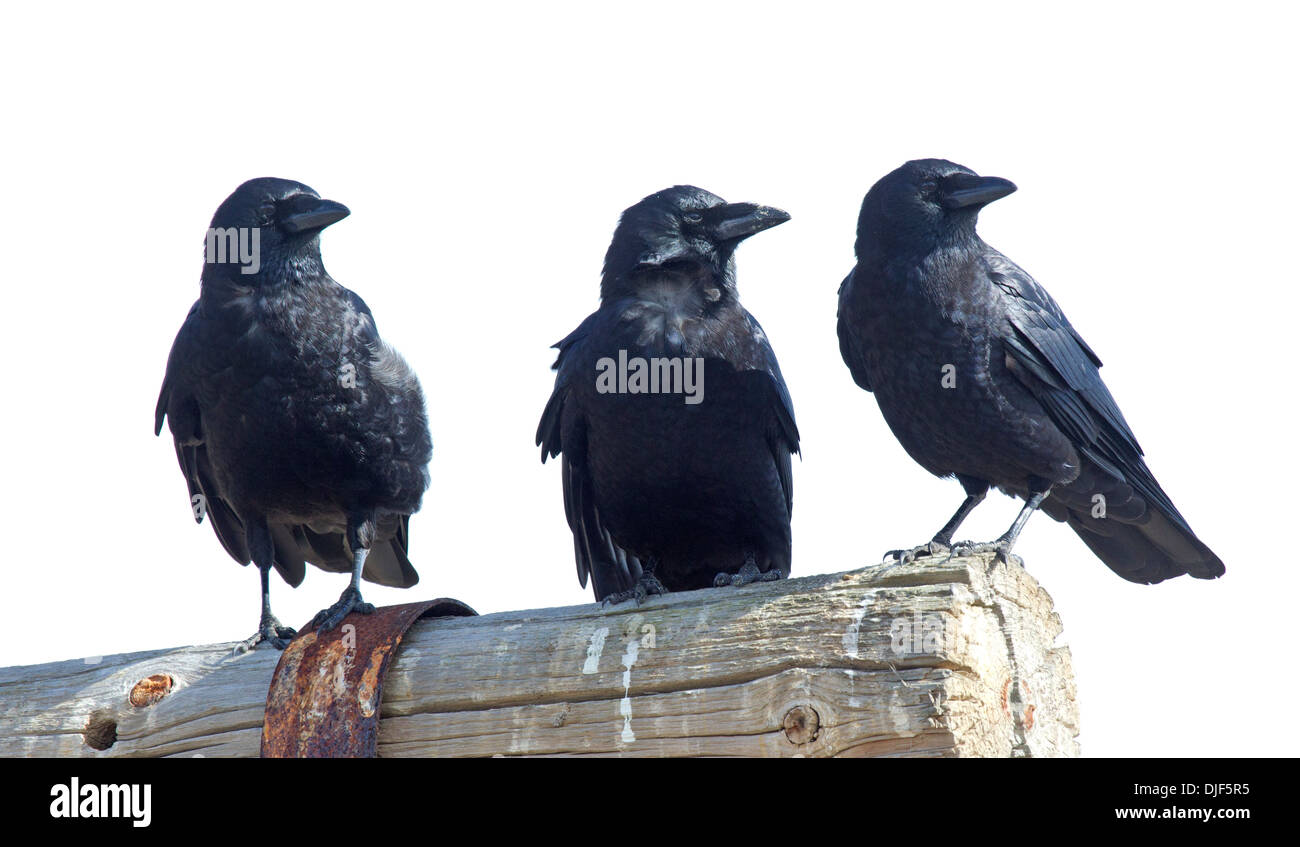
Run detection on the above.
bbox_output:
[282,197,351,234]
[942,175,1017,210]
[711,203,791,242]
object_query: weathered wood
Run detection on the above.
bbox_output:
[0,554,1078,757]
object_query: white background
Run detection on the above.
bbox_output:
[2,3,1294,757]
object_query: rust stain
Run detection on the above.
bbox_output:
[357,644,389,719]
[261,597,476,758]
[1019,681,1035,731]
[129,674,173,708]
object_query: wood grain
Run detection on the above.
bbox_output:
[0,553,1078,757]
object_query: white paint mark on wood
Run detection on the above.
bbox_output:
[619,638,640,743]
[583,627,609,675]
[843,591,875,658]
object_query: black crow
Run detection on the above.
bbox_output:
[537,186,800,603]
[837,159,1224,584]
[156,177,432,650]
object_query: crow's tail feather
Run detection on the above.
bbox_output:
[292,519,420,589]
[1037,461,1225,584]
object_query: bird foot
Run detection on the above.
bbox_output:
[311,586,375,633]
[714,560,783,588]
[601,573,668,606]
[236,614,297,653]
[950,539,1021,568]
[883,539,951,566]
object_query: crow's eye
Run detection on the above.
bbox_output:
[258,200,277,221]
[683,212,703,225]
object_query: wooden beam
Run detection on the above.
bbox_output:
[0,553,1078,757]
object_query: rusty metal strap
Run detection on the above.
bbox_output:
[260,597,477,758]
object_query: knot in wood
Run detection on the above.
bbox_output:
[129,674,174,708]
[783,705,820,745]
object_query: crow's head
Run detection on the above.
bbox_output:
[202,177,350,284]
[601,185,789,301]
[855,159,1016,259]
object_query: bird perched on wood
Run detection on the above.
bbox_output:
[156,177,432,650]
[537,186,800,603]
[837,159,1224,584]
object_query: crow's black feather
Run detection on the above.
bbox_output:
[156,177,431,646]
[538,186,799,601]
[837,159,1223,583]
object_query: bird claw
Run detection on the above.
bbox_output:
[950,540,1019,568]
[883,540,951,565]
[311,587,374,633]
[236,615,297,653]
[601,573,668,607]
[714,560,783,588]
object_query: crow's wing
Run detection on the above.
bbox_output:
[836,268,873,391]
[154,301,308,584]
[536,312,643,600]
[986,250,1192,536]
[740,310,800,515]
